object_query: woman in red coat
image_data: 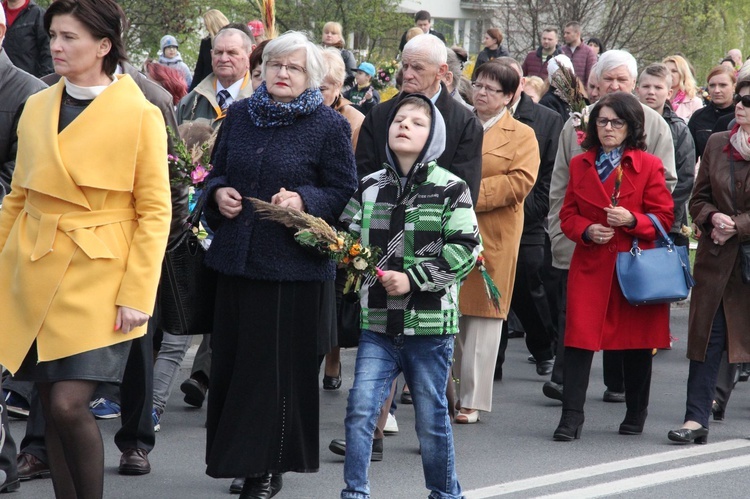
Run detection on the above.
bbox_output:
[555,92,674,441]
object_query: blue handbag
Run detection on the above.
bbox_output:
[615,214,695,306]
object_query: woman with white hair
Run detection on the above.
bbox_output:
[202,31,357,498]
[539,54,585,121]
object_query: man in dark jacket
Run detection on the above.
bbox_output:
[10,59,188,480]
[398,10,446,52]
[1,0,52,77]
[357,34,482,205]
[0,9,45,491]
[493,57,563,379]
[521,27,561,80]
[637,63,695,245]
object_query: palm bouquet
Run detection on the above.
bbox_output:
[246,198,381,293]
[551,66,589,145]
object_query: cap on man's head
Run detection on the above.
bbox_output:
[357,62,376,77]
[160,35,178,51]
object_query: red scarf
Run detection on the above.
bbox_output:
[724,123,750,161]
[2,0,30,28]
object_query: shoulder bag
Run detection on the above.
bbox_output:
[158,192,216,335]
[729,157,750,284]
[616,213,695,305]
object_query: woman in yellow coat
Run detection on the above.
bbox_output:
[0,1,171,497]
[454,61,539,423]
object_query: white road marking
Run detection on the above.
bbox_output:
[464,439,750,498]
[535,453,750,498]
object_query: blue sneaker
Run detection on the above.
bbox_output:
[4,390,30,419]
[152,408,162,432]
[89,398,121,419]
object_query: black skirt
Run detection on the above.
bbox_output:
[14,340,131,383]
[206,275,322,478]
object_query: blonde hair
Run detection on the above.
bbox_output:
[321,47,346,88]
[203,9,229,38]
[405,27,423,43]
[322,21,344,48]
[525,76,546,96]
[662,55,698,99]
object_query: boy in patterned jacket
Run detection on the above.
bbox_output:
[339,94,481,499]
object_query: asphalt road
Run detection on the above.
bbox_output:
[9,306,750,498]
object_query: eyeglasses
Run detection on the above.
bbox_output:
[266,61,307,76]
[595,117,626,129]
[471,82,504,94]
[733,94,750,107]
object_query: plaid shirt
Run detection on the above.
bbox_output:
[340,160,481,336]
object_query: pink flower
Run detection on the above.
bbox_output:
[190,165,208,184]
[385,76,390,82]
[576,130,586,145]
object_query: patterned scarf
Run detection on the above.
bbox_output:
[726,123,750,161]
[246,81,323,128]
[595,146,624,182]
[671,90,686,111]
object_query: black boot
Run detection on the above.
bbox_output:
[239,474,273,499]
[553,410,584,441]
[619,409,648,435]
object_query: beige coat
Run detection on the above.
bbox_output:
[459,111,539,319]
[0,76,172,373]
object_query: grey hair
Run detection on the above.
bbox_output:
[262,30,326,88]
[403,33,447,67]
[446,49,462,83]
[213,28,253,54]
[494,56,522,75]
[596,50,638,81]
[320,46,346,88]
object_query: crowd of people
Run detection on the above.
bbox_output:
[0,1,749,498]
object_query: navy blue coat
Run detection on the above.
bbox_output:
[203,101,358,281]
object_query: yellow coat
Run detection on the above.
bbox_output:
[0,75,172,373]
[459,111,539,319]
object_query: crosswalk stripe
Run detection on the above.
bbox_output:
[464,439,750,498]
[535,453,750,498]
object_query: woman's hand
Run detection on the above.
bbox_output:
[604,206,636,227]
[271,187,305,212]
[115,306,149,334]
[215,187,243,219]
[379,270,411,296]
[710,213,737,245]
[586,224,615,244]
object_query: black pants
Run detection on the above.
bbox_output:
[685,304,727,428]
[550,269,568,384]
[20,317,157,460]
[603,351,625,392]
[0,377,18,483]
[510,243,556,361]
[562,347,652,415]
[713,353,738,412]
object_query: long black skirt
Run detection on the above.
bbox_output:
[206,274,322,478]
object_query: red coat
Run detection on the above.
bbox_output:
[560,148,674,351]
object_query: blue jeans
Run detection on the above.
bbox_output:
[342,330,462,499]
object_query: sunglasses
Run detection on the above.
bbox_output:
[733,94,750,107]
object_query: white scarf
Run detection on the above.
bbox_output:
[63,76,117,100]
[730,126,750,161]
[478,107,506,133]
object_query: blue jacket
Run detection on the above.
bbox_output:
[203,100,358,281]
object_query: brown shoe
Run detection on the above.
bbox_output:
[17,452,50,481]
[118,448,151,475]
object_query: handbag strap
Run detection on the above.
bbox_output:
[645,213,674,246]
[730,156,739,216]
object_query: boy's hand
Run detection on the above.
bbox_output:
[379,270,411,296]
[365,87,374,101]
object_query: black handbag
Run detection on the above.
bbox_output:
[615,214,695,305]
[336,291,361,348]
[158,193,216,335]
[728,157,750,284]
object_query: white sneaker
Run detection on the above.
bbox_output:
[384,413,399,434]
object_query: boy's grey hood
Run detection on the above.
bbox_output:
[385,93,446,169]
